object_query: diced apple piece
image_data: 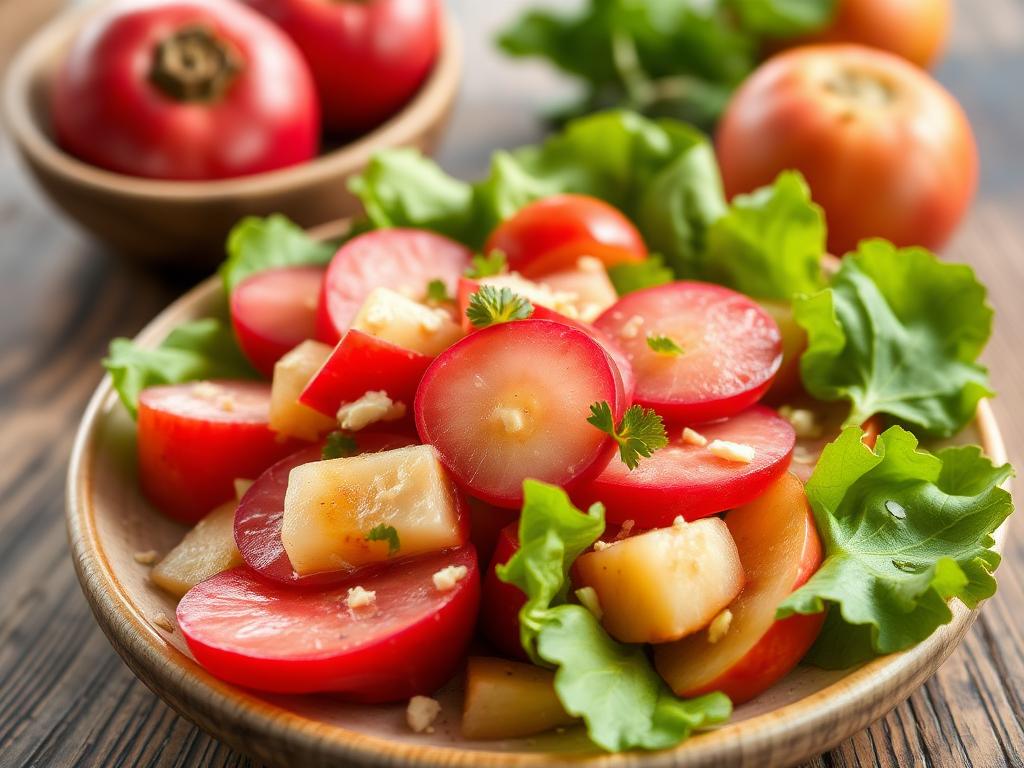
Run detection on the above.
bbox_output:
[151,501,243,598]
[654,473,824,704]
[462,657,575,740]
[540,260,618,322]
[352,287,464,357]
[574,519,744,644]
[270,340,336,441]
[281,444,465,576]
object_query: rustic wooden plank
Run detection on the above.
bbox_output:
[0,0,1021,766]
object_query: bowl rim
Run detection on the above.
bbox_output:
[2,0,462,200]
[65,266,1011,767]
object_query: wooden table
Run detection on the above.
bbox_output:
[1,1,1021,766]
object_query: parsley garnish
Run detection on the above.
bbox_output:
[587,402,668,470]
[646,334,684,356]
[365,524,401,556]
[466,285,534,328]
[425,278,451,303]
[322,431,358,460]
[465,250,507,278]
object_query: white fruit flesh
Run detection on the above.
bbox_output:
[540,264,618,322]
[281,445,463,576]
[574,519,744,644]
[151,501,243,598]
[462,657,575,740]
[269,340,336,441]
[352,287,463,356]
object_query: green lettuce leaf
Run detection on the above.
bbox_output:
[104,318,258,418]
[702,171,826,299]
[777,426,1014,668]
[220,214,335,295]
[607,255,673,295]
[497,480,731,751]
[794,240,994,437]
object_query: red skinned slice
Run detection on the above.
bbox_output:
[467,496,519,566]
[572,405,796,528]
[316,228,472,344]
[230,266,324,377]
[234,433,417,586]
[177,546,480,701]
[138,381,303,524]
[480,523,528,661]
[299,329,432,418]
[595,282,782,423]
[415,319,624,508]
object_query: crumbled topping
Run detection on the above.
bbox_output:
[681,427,708,447]
[191,381,222,400]
[619,315,645,339]
[151,612,175,633]
[336,391,406,431]
[346,586,377,609]
[576,256,604,273]
[575,586,603,620]
[672,515,689,529]
[779,405,821,438]
[406,695,441,733]
[707,609,733,643]
[133,550,159,565]
[216,394,236,412]
[432,565,468,591]
[708,439,755,464]
[593,540,612,552]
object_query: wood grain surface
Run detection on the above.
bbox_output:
[0,0,1021,766]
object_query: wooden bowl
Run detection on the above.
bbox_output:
[66,264,1011,767]
[1,1,461,266]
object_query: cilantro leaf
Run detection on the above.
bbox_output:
[588,402,668,469]
[365,524,401,556]
[465,251,508,279]
[777,426,1014,668]
[607,256,673,295]
[466,285,534,328]
[220,215,335,295]
[795,241,994,437]
[322,431,358,460]
[104,318,258,418]
[646,334,684,356]
[702,171,826,300]
[497,480,731,752]
[425,279,451,303]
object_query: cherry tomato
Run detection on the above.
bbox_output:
[485,194,648,279]
[234,434,419,586]
[480,523,528,661]
[52,0,319,180]
[241,0,441,135]
[797,0,950,69]
[571,405,795,529]
[230,266,323,378]
[317,229,471,344]
[138,380,303,523]
[177,546,480,701]
[595,283,782,423]
[717,45,977,255]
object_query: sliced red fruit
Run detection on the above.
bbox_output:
[230,266,324,378]
[484,194,647,278]
[415,319,624,508]
[572,405,795,528]
[480,523,528,661]
[234,433,418,586]
[655,473,824,704]
[177,546,480,701]
[316,229,472,344]
[467,496,519,567]
[138,381,303,524]
[299,329,432,418]
[594,282,782,423]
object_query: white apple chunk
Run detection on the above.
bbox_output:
[352,287,464,357]
[539,259,618,322]
[281,444,464,576]
[151,500,243,598]
[462,657,575,740]
[269,340,336,441]
[574,518,744,644]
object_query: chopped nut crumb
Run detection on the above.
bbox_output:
[619,314,645,339]
[682,427,708,447]
[779,406,821,438]
[672,515,689,529]
[593,540,612,551]
[133,549,159,565]
[336,391,406,431]
[432,565,468,591]
[406,695,441,733]
[346,586,376,609]
[151,612,175,633]
[708,439,755,464]
[216,394,236,413]
[707,609,733,643]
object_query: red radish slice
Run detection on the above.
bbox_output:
[299,329,432,418]
[230,266,324,378]
[177,546,480,701]
[595,282,782,423]
[480,523,528,661]
[467,496,519,566]
[572,405,796,529]
[234,433,418,586]
[415,319,624,508]
[316,229,472,344]
[138,381,303,524]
